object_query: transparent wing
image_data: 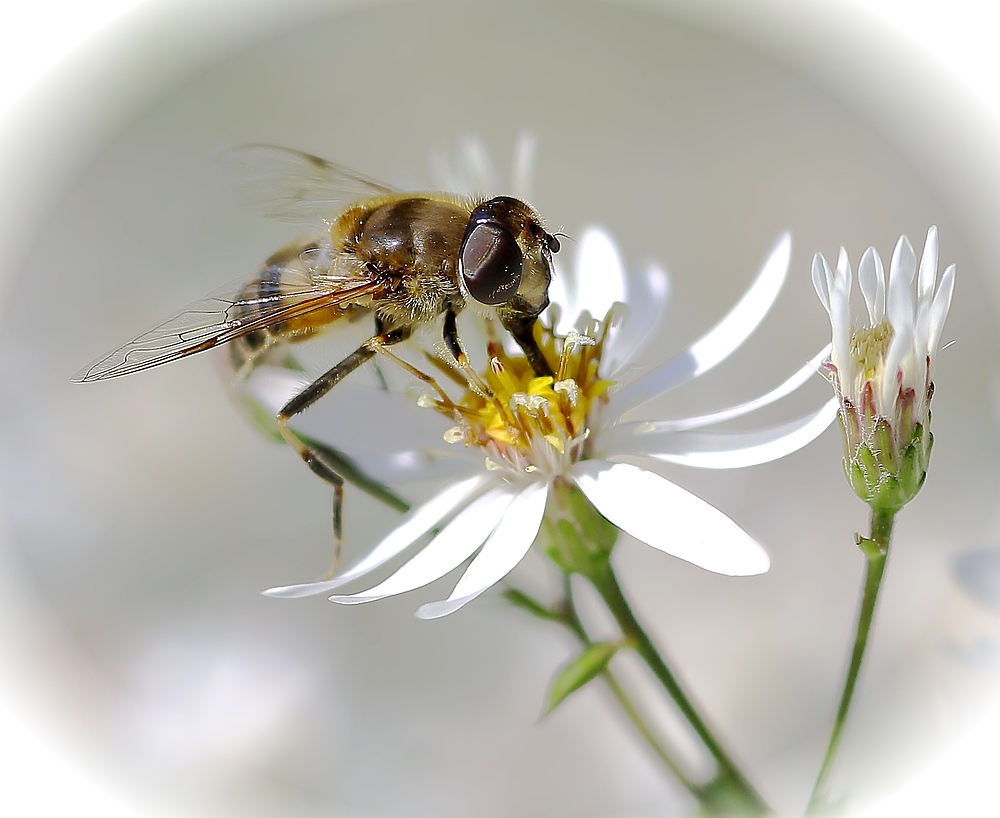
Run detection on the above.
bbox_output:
[219,144,398,223]
[74,271,383,382]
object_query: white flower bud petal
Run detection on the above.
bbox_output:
[812,253,832,314]
[927,263,956,359]
[891,234,917,285]
[918,225,939,304]
[859,246,885,325]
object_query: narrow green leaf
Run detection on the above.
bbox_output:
[502,588,562,622]
[545,642,620,715]
[298,434,411,513]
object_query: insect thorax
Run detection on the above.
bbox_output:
[336,195,469,322]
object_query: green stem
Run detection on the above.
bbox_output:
[589,563,770,816]
[559,575,701,795]
[806,508,895,814]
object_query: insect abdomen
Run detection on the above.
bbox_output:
[227,241,353,377]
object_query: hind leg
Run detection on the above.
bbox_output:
[276,323,456,575]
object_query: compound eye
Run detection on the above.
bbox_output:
[460,221,523,305]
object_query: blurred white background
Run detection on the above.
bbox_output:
[3,1,1000,816]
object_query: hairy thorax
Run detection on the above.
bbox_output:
[333,195,470,326]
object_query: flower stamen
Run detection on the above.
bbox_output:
[422,317,614,478]
[850,322,893,382]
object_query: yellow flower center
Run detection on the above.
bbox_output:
[850,321,894,381]
[435,317,615,475]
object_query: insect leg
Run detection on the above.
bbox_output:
[277,345,378,578]
[442,308,491,397]
[502,314,554,378]
[368,321,458,411]
[276,322,458,577]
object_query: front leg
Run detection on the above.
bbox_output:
[501,313,554,378]
[442,308,491,397]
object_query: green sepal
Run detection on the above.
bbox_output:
[563,482,619,555]
[544,641,621,716]
[846,460,866,499]
[872,418,895,473]
[540,516,579,574]
[899,440,924,498]
[883,473,902,505]
[541,479,620,580]
[557,517,585,562]
[840,390,939,514]
[857,445,879,495]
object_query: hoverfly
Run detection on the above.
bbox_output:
[74,145,561,570]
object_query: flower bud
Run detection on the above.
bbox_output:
[812,228,954,513]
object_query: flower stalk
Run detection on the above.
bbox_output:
[807,228,953,811]
[588,562,769,816]
[537,481,770,816]
[504,581,702,796]
[562,576,701,792]
[806,508,893,815]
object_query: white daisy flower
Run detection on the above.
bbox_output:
[811,227,955,511]
[264,228,838,617]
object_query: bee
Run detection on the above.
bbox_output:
[74,145,561,570]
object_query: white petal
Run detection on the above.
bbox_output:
[927,263,956,357]
[415,482,549,619]
[329,485,517,604]
[570,461,769,576]
[918,225,939,305]
[511,131,537,201]
[429,150,461,194]
[887,237,915,332]
[624,398,839,469]
[829,254,853,375]
[891,234,917,285]
[457,135,497,192]
[879,321,913,415]
[574,227,627,323]
[369,448,481,483]
[812,253,831,314]
[242,365,310,414]
[836,247,853,293]
[263,474,492,598]
[913,228,943,358]
[858,247,884,325]
[684,233,790,378]
[603,264,670,377]
[608,233,790,415]
[602,344,831,439]
[548,256,576,334]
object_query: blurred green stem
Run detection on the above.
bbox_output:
[557,575,701,794]
[536,479,770,815]
[806,508,894,814]
[585,563,770,816]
